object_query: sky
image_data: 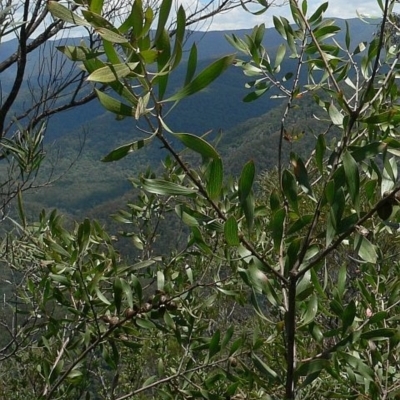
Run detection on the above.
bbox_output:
[203,0,385,31]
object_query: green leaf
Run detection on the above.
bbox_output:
[157,270,164,291]
[102,135,155,162]
[301,294,318,326]
[274,43,286,69]
[154,0,172,43]
[87,63,139,83]
[238,160,255,205]
[142,179,197,196]
[136,318,156,330]
[270,208,285,250]
[337,264,346,299]
[313,25,340,41]
[209,330,221,359]
[224,216,240,246]
[131,0,144,38]
[164,311,176,330]
[342,150,359,209]
[48,2,90,26]
[185,44,198,85]
[207,158,223,200]
[354,234,377,264]
[113,277,123,314]
[57,45,104,62]
[328,103,343,127]
[242,192,255,231]
[308,2,328,24]
[173,133,220,160]
[155,29,171,100]
[221,326,234,349]
[338,351,374,381]
[120,279,133,309]
[360,329,395,340]
[291,154,313,196]
[95,27,128,43]
[295,359,329,378]
[342,300,356,334]
[282,169,298,214]
[96,89,135,116]
[89,0,104,14]
[163,55,235,102]
[251,353,279,380]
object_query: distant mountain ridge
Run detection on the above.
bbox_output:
[2,18,378,217]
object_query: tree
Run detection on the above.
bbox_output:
[0,1,291,398]
[4,0,400,399]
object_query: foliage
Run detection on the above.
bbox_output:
[4,0,400,399]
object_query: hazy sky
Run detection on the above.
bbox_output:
[205,0,385,30]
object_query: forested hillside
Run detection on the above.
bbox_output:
[15,18,376,219]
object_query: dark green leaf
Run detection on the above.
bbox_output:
[224,216,240,246]
[342,150,359,209]
[207,158,223,200]
[209,330,220,359]
[163,55,235,102]
[154,0,172,43]
[282,169,298,214]
[102,135,155,162]
[113,277,123,314]
[238,160,255,205]
[342,300,356,334]
[173,133,220,160]
[185,43,198,85]
[252,353,279,380]
[96,89,135,117]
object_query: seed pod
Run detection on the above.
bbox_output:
[166,301,177,311]
[125,308,137,319]
[160,295,168,304]
[228,357,238,368]
[108,316,120,326]
[142,303,152,312]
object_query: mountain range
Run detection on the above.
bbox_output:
[1,17,378,222]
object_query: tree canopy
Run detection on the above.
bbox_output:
[3,0,400,399]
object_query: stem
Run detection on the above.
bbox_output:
[285,276,297,399]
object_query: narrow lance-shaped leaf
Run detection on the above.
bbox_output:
[271,208,285,251]
[48,1,90,26]
[87,63,139,83]
[185,43,197,86]
[96,89,135,117]
[342,150,360,209]
[156,29,171,100]
[354,233,377,264]
[163,55,235,102]
[224,216,240,246]
[113,277,123,314]
[239,160,255,205]
[131,0,144,38]
[102,135,155,162]
[291,154,313,196]
[89,0,104,15]
[154,0,172,43]
[173,132,220,160]
[207,158,223,200]
[274,43,286,69]
[282,169,299,214]
[141,178,198,196]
